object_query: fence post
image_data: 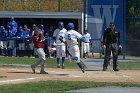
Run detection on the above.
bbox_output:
[58,0,61,12]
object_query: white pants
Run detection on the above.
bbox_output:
[67,45,80,63]
[2,41,8,49]
[56,45,66,58]
[35,48,46,61]
[83,43,90,53]
[18,43,25,50]
[32,48,46,68]
[0,41,3,49]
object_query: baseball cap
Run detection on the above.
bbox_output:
[32,24,36,27]
[110,22,115,26]
[11,16,14,19]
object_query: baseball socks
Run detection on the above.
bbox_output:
[57,58,60,68]
[77,62,85,73]
[61,57,65,69]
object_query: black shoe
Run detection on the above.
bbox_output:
[81,65,85,73]
[57,65,60,68]
[113,68,119,71]
[61,65,64,69]
[103,66,107,71]
[40,71,48,74]
[31,65,35,73]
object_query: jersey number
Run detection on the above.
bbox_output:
[68,34,71,40]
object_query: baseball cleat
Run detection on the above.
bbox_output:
[81,65,85,73]
[57,65,60,68]
[31,65,35,73]
[113,68,119,71]
[40,71,48,74]
[61,65,65,69]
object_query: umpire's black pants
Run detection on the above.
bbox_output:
[103,43,118,70]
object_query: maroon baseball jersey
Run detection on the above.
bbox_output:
[32,34,44,48]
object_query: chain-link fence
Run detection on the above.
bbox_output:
[126,0,140,56]
[0,0,83,12]
[126,18,140,56]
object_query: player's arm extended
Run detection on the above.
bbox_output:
[59,36,67,45]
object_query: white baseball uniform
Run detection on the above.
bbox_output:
[82,33,91,53]
[64,29,82,62]
[53,28,67,58]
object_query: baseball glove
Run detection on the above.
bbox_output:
[118,47,122,55]
[48,47,56,53]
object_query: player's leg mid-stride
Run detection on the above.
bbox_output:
[71,56,85,73]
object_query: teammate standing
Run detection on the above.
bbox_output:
[7,17,18,29]
[59,22,85,73]
[102,22,122,71]
[0,26,8,56]
[82,30,91,58]
[53,22,67,69]
[31,26,48,74]
[16,26,26,57]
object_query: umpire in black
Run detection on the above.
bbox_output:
[102,22,122,71]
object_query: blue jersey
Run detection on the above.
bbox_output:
[7,21,18,29]
[9,28,17,37]
[16,30,26,37]
[16,30,26,43]
[0,30,8,41]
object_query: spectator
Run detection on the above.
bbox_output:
[7,17,18,29]
[48,25,54,48]
[16,26,26,57]
[8,23,17,56]
[0,26,8,56]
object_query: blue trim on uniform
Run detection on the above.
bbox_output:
[62,57,65,65]
[57,58,60,65]
[77,63,83,70]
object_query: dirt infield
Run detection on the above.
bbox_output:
[0,67,140,85]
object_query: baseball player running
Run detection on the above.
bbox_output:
[59,22,85,73]
[53,22,67,69]
[31,26,48,74]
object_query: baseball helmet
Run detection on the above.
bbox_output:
[67,22,74,30]
[58,22,64,27]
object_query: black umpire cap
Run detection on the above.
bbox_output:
[110,21,115,26]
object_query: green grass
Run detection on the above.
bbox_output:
[0,57,140,93]
[0,56,78,69]
[119,62,140,70]
[0,81,140,93]
[0,56,140,70]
